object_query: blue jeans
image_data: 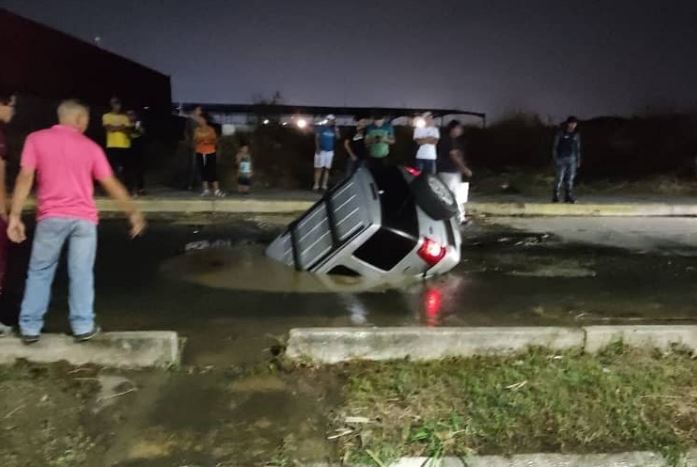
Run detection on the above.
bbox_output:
[20,218,97,336]
[554,157,578,196]
[416,159,437,175]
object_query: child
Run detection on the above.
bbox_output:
[236,144,253,194]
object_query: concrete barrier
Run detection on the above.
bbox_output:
[584,325,697,353]
[100,198,313,214]
[386,452,669,467]
[287,326,697,363]
[286,327,584,364]
[0,331,181,368]
[23,197,697,216]
[311,450,695,466]
[468,201,697,217]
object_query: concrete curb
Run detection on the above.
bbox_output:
[287,327,583,364]
[0,331,181,368]
[22,198,697,216]
[100,198,315,214]
[286,325,697,363]
[311,450,697,466]
[468,201,697,217]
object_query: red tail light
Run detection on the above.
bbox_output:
[418,238,447,266]
[405,166,422,176]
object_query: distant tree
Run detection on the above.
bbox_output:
[252,91,284,124]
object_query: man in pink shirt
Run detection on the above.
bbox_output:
[7,99,146,344]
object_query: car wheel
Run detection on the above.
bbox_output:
[410,173,459,220]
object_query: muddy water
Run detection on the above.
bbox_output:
[11,216,695,367]
[160,245,413,293]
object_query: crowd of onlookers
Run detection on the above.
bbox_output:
[310,111,582,205]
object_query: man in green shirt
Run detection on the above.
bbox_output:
[365,116,395,167]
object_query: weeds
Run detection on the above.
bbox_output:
[334,345,697,465]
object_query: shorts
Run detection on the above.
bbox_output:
[238,175,252,186]
[106,147,129,172]
[438,172,469,222]
[196,152,218,183]
[314,150,334,169]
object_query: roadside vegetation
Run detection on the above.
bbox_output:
[330,343,697,466]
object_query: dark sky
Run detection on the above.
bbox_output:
[3,0,697,120]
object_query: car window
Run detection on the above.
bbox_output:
[354,228,417,271]
[371,168,419,236]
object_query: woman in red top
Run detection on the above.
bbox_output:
[193,114,225,197]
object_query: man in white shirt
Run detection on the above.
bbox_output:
[413,112,440,174]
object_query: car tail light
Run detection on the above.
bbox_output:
[405,166,422,177]
[418,238,447,266]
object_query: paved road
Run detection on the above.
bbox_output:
[486,216,697,254]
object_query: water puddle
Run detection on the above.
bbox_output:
[160,244,418,294]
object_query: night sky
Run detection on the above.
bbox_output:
[3,0,697,120]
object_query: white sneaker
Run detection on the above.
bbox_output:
[0,322,13,337]
[312,184,320,192]
[214,190,226,198]
[201,190,211,197]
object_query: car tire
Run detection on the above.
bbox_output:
[410,173,459,220]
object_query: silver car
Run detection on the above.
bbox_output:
[265,164,462,282]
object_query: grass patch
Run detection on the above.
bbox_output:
[332,344,697,465]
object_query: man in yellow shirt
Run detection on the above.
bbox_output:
[102,97,132,177]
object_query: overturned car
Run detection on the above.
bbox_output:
[265,165,462,281]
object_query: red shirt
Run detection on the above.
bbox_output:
[21,125,113,223]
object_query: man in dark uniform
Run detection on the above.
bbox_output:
[552,116,582,203]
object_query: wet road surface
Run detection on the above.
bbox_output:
[4,214,696,367]
[4,214,697,466]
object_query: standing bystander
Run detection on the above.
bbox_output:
[102,97,132,179]
[413,112,440,174]
[236,144,253,195]
[365,116,395,169]
[344,116,370,175]
[194,114,225,197]
[437,120,473,223]
[552,116,582,204]
[0,93,16,335]
[126,110,146,196]
[313,115,340,191]
[184,105,204,190]
[6,100,146,344]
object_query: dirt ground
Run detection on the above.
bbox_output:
[0,360,342,467]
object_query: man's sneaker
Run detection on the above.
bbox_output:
[214,189,226,198]
[201,190,211,197]
[74,326,101,343]
[21,334,40,345]
[312,184,320,192]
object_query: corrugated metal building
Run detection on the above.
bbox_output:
[0,8,171,110]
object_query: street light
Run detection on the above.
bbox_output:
[296,118,308,129]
